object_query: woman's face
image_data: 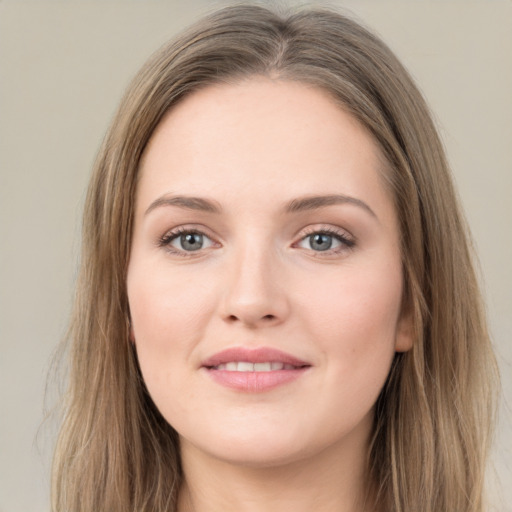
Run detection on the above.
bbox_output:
[127,78,412,467]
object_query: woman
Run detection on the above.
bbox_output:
[51,4,499,511]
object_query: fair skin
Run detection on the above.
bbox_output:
[127,78,412,512]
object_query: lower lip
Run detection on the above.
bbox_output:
[204,367,309,392]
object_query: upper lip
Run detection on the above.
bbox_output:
[201,347,310,368]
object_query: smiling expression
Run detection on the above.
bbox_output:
[127,78,412,467]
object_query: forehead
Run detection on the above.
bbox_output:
[137,78,394,222]
[143,77,380,166]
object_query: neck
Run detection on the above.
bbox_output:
[177,423,376,512]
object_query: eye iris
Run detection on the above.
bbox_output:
[181,233,203,251]
[310,233,332,251]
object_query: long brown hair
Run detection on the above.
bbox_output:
[52,4,499,511]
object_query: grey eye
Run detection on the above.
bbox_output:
[308,233,334,251]
[296,231,350,253]
[178,233,203,251]
[168,232,215,252]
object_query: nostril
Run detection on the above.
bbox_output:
[225,313,276,323]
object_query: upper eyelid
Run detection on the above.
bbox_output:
[292,224,357,254]
[158,227,219,257]
[161,224,217,240]
[157,225,219,253]
[295,224,355,241]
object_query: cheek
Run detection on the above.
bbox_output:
[127,263,217,399]
[128,263,214,347]
[300,266,402,433]
[128,279,202,424]
[300,260,403,373]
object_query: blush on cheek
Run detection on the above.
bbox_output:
[312,275,402,368]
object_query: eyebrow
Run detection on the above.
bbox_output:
[144,193,377,219]
[285,194,377,218]
[145,195,222,215]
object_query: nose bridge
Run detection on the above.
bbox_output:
[221,232,287,326]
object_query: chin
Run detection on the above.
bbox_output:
[197,439,312,469]
[178,418,358,470]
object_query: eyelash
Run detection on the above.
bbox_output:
[157,225,355,258]
[158,226,216,257]
[295,226,356,255]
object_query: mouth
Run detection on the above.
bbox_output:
[208,361,303,372]
[201,347,311,392]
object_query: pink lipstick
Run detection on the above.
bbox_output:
[201,347,311,392]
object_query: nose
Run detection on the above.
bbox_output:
[220,242,290,328]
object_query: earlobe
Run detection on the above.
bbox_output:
[395,312,414,353]
[128,314,136,344]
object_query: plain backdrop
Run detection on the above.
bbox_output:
[0,1,511,511]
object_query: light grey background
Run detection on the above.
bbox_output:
[0,1,510,511]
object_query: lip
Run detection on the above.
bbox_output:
[201,347,311,392]
[202,347,309,368]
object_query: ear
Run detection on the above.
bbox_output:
[128,314,136,344]
[394,309,414,353]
